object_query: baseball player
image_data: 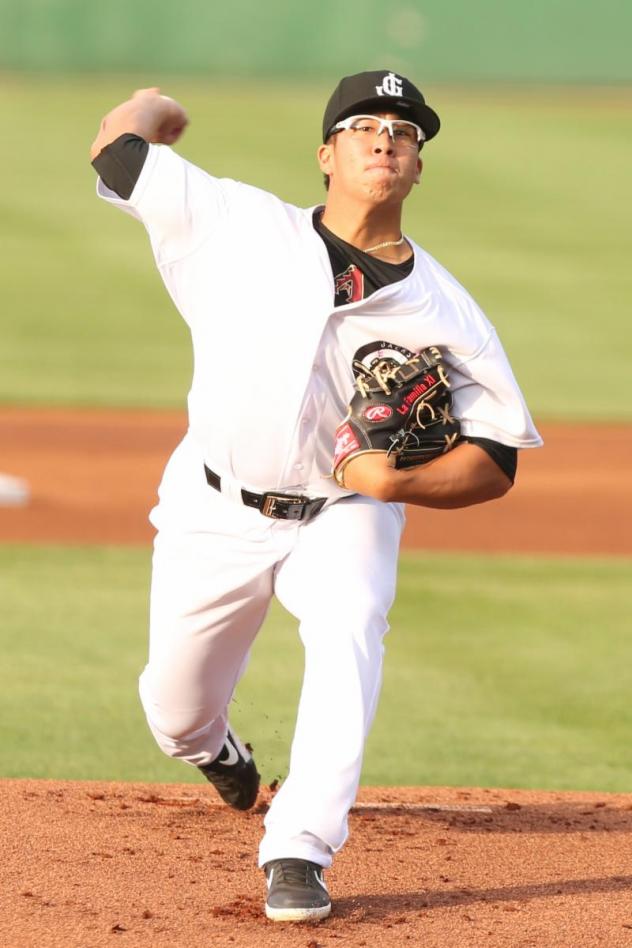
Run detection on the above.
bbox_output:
[90,71,542,922]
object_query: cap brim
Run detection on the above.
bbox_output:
[324,96,440,142]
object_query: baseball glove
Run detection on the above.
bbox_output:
[332,346,461,488]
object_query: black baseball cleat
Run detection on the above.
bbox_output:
[263,858,331,922]
[198,728,260,811]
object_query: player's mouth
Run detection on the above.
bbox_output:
[365,162,398,175]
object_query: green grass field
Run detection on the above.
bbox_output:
[1,77,631,418]
[2,544,630,791]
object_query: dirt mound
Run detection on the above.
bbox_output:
[3,779,632,947]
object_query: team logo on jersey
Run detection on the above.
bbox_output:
[376,72,404,97]
[352,340,414,379]
[363,404,393,422]
[335,264,364,304]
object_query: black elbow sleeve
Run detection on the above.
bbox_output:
[92,133,149,200]
[462,436,518,483]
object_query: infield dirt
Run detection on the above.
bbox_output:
[1,407,631,554]
[3,780,632,948]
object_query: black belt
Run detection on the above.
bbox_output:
[204,465,327,522]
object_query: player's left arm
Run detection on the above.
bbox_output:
[341,441,513,508]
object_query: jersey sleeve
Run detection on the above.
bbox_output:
[449,329,542,449]
[95,143,235,266]
[410,246,542,451]
[462,436,518,483]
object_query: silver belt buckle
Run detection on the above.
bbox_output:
[261,492,304,519]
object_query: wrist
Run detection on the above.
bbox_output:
[339,453,400,501]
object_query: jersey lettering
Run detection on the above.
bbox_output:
[395,375,438,415]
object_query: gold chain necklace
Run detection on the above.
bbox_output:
[363,235,405,254]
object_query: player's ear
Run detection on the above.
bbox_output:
[414,156,423,184]
[317,142,334,176]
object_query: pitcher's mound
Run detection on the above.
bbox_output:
[2,779,632,948]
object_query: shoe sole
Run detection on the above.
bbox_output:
[265,902,332,922]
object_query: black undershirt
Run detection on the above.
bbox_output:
[313,211,415,306]
[92,135,518,483]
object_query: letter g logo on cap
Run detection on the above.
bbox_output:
[376,72,404,97]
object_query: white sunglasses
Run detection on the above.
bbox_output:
[332,114,425,146]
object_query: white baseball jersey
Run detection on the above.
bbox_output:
[97,144,542,503]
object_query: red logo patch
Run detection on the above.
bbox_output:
[333,422,360,467]
[363,404,393,422]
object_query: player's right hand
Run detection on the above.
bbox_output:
[91,88,189,159]
[132,87,189,145]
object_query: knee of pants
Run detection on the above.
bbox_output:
[145,715,223,768]
[148,707,215,745]
[300,612,389,707]
[138,667,220,745]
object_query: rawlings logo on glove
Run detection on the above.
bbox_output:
[332,346,461,488]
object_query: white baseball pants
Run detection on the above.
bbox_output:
[139,435,404,868]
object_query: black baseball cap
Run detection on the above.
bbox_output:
[322,70,440,144]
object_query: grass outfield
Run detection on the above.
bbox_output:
[2,544,630,791]
[1,76,631,419]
